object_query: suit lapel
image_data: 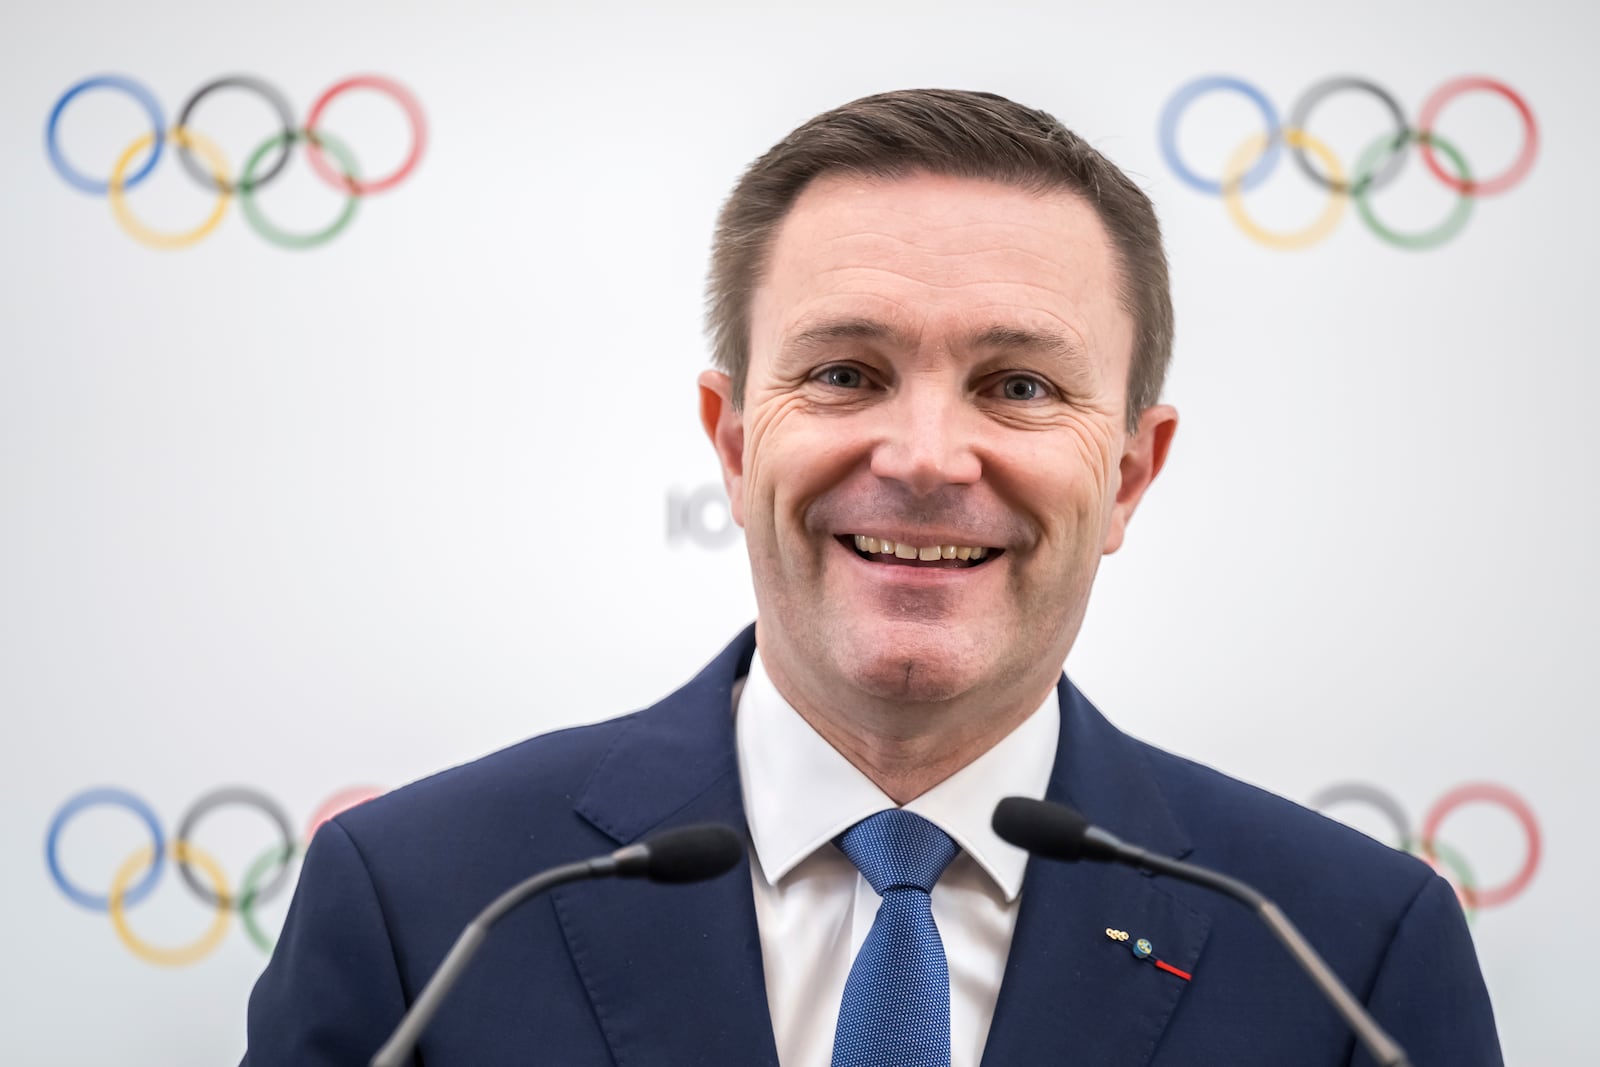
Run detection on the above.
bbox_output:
[981,678,1212,1067]
[554,629,780,1066]
[553,634,1212,1066]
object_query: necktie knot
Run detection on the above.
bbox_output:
[836,809,959,895]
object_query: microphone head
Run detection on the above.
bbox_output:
[992,797,1097,862]
[634,823,744,884]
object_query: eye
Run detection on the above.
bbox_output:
[816,364,866,389]
[997,374,1049,401]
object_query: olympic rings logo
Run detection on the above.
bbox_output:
[1158,75,1537,250]
[45,73,425,250]
[1309,781,1540,920]
[45,784,384,966]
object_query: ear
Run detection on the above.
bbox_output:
[1102,404,1178,555]
[698,370,747,528]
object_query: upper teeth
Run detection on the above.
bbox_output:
[852,535,988,561]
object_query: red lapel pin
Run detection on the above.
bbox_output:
[1105,928,1192,981]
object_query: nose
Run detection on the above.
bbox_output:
[868,380,982,494]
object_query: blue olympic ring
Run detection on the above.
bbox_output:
[45,787,167,911]
[1158,75,1282,196]
[45,75,167,196]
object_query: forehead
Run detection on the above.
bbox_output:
[750,170,1133,376]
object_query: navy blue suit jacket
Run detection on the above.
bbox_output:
[242,629,1501,1065]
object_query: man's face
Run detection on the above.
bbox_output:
[701,171,1174,713]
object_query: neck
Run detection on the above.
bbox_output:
[756,634,1057,805]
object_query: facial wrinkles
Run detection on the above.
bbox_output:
[819,201,1072,265]
[807,193,1116,309]
[806,265,1092,343]
[777,292,1120,430]
[752,323,1125,559]
[1064,416,1122,503]
[741,390,821,557]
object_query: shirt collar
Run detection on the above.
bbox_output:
[736,647,1059,902]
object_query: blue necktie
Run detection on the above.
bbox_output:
[831,809,961,1067]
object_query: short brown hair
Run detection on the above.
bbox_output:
[705,89,1173,433]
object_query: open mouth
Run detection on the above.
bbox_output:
[839,534,1003,569]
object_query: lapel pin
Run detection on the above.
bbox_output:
[1106,928,1193,982]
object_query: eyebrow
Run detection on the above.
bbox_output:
[785,317,917,355]
[967,324,1087,362]
[784,316,1087,364]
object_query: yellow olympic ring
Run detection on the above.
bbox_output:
[108,840,232,967]
[108,128,231,251]
[1221,128,1347,251]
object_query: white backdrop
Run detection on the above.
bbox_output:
[3,0,1592,1062]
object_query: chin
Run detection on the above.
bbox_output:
[830,627,988,705]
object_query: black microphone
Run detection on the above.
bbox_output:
[369,823,744,1067]
[993,797,1412,1067]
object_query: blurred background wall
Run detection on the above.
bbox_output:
[3,0,1590,1061]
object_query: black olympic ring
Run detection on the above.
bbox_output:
[174,75,297,195]
[1287,76,1410,195]
[174,786,295,910]
[1309,782,1415,848]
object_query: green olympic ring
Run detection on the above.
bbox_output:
[238,841,302,952]
[238,129,361,251]
[1352,130,1475,251]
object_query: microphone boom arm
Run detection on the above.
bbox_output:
[369,856,620,1067]
[365,826,733,1067]
[1089,826,1412,1067]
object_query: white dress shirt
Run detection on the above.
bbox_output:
[736,649,1060,1067]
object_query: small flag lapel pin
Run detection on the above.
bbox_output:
[1105,928,1192,982]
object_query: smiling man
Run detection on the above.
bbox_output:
[702,167,1170,807]
[243,90,1500,1067]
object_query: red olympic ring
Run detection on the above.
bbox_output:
[1418,782,1541,909]
[304,74,427,196]
[1417,76,1539,197]
[303,784,384,843]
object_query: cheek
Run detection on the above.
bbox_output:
[740,440,859,602]
[1001,423,1121,539]
[740,398,862,535]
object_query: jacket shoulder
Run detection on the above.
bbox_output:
[1136,738,1437,915]
[333,713,643,866]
